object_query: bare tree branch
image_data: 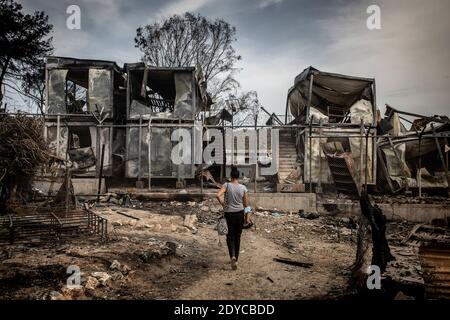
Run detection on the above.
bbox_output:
[135,12,241,85]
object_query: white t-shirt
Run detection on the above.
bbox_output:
[223,182,248,213]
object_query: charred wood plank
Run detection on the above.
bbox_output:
[273,257,313,268]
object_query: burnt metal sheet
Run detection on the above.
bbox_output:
[46,56,121,71]
[287,66,374,121]
[44,122,113,177]
[126,127,148,178]
[125,127,172,178]
[125,126,195,179]
[419,244,450,299]
[68,147,96,169]
[129,100,152,119]
[45,56,122,118]
[89,69,113,115]
[416,225,450,299]
[404,224,450,298]
[150,127,173,176]
[404,225,450,247]
[126,64,200,120]
[377,117,450,190]
[94,126,113,176]
[174,72,194,120]
[47,69,68,114]
[47,125,68,158]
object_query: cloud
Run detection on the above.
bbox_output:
[315,0,450,115]
[258,0,283,9]
[157,0,215,17]
[236,44,308,115]
[12,0,450,117]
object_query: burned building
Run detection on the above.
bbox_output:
[123,63,208,185]
[282,67,377,195]
[377,105,450,195]
[40,57,209,193]
[283,66,450,198]
[38,58,450,198]
[44,57,124,181]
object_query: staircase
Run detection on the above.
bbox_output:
[323,142,361,197]
[278,129,298,182]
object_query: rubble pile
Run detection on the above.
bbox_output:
[373,195,450,205]
[47,259,134,300]
[138,241,177,262]
[253,211,357,250]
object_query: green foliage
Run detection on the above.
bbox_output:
[0,0,53,106]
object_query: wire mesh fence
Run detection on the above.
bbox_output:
[0,204,108,245]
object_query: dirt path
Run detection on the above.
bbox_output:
[176,223,352,300]
[0,204,355,300]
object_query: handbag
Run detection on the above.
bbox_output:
[217,215,228,236]
[216,183,229,236]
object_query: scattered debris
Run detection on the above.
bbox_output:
[273,257,313,268]
[183,214,198,231]
[420,245,450,299]
[271,212,282,218]
[112,221,123,227]
[394,291,415,300]
[403,224,450,246]
[298,210,319,220]
[85,276,100,291]
[91,272,112,287]
[138,241,177,262]
[114,210,141,220]
[49,291,65,300]
[110,260,120,270]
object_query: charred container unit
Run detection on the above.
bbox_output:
[44,57,126,178]
[376,105,450,195]
[286,67,377,196]
[124,63,206,185]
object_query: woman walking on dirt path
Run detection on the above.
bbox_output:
[216,166,250,270]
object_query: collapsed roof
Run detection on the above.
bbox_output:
[377,105,450,193]
[46,56,124,89]
[287,66,375,122]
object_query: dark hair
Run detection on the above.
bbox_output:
[230,166,240,179]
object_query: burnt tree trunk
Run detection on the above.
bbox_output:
[359,192,395,272]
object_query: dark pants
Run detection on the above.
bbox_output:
[225,211,244,261]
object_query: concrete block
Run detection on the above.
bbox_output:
[33,178,106,196]
[73,178,106,195]
[251,193,316,212]
[379,203,450,223]
[276,183,305,193]
[317,199,450,224]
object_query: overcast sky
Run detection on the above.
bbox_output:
[17,0,450,116]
